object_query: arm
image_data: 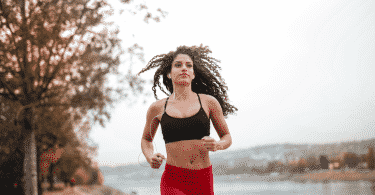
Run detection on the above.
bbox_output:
[141,139,154,162]
[217,134,232,151]
[207,95,232,151]
[141,101,160,162]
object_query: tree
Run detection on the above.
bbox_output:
[35,105,117,193]
[84,165,104,186]
[287,159,299,174]
[295,158,307,173]
[1,95,85,192]
[54,155,83,188]
[1,96,96,195]
[359,153,367,164]
[0,0,167,194]
[266,160,283,173]
[367,147,375,170]
[306,155,318,171]
[46,135,99,188]
[343,152,360,168]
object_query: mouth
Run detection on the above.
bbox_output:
[180,74,188,76]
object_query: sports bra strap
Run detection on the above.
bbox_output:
[197,93,202,107]
[164,96,170,114]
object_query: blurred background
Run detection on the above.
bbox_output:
[91,0,375,167]
[1,0,374,194]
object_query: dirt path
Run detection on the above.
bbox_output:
[43,186,90,195]
[42,185,131,195]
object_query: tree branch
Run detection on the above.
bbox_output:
[0,78,18,101]
[42,0,68,90]
[40,3,89,99]
[40,12,60,96]
[0,92,17,101]
[34,46,43,94]
[21,0,33,101]
[0,62,22,79]
[28,1,42,19]
[16,102,71,123]
[0,1,25,80]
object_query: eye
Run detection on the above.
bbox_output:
[174,63,192,67]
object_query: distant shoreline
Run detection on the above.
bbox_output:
[215,169,375,183]
[41,169,375,195]
[103,168,375,184]
[292,169,375,183]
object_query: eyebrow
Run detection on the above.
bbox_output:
[174,61,192,64]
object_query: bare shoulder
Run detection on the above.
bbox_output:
[200,94,222,115]
[152,98,168,111]
[200,94,217,105]
[145,98,167,121]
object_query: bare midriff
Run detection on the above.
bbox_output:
[165,140,212,170]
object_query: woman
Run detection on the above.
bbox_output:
[139,45,238,194]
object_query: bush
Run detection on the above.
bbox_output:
[344,152,360,168]
[367,147,375,170]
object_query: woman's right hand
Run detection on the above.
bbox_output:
[147,153,167,169]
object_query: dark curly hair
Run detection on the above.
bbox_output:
[137,44,238,118]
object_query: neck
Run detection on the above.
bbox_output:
[171,83,194,101]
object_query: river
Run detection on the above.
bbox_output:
[104,174,375,195]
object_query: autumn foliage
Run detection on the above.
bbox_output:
[367,147,375,170]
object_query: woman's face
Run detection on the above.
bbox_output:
[169,53,195,84]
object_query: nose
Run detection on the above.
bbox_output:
[182,63,190,69]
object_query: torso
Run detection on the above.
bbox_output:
[155,93,211,170]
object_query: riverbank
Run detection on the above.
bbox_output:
[42,170,375,195]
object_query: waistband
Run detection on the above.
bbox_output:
[165,163,212,172]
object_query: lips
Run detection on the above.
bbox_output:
[180,73,188,76]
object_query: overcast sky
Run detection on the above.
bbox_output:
[85,0,375,167]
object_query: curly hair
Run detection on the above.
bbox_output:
[137,44,238,118]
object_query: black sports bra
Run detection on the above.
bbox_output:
[160,93,210,144]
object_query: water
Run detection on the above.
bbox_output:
[104,175,374,195]
[214,181,373,195]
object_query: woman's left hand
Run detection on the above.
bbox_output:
[202,136,219,152]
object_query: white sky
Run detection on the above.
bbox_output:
[86,0,375,167]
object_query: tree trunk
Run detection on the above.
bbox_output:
[38,148,44,195]
[23,130,38,195]
[48,162,56,191]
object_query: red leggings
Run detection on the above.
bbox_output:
[160,163,214,195]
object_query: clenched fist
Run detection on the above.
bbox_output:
[147,153,167,169]
[202,136,219,152]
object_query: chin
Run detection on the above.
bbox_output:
[175,81,192,86]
